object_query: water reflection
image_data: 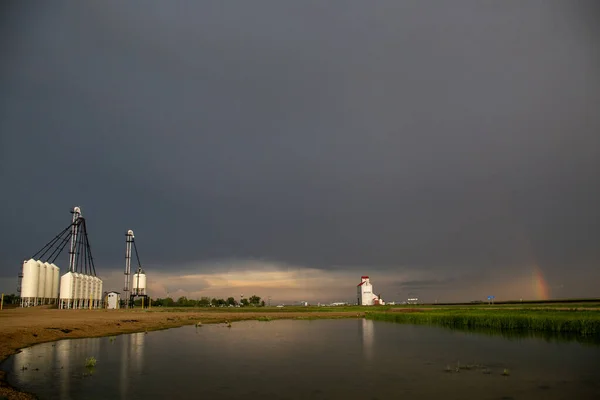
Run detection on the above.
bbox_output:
[120,333,145,398]
[4,333,146,400]
[3,320,600,400]
[361,318,374,361]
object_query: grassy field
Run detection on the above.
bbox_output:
[365,308,600,336]
[146,300,600,313]
[147,303,600,337]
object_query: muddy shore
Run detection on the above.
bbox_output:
[0,307,363,399]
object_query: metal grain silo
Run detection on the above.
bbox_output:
[133,272,147,295]
[82,275,90,306]
[72,273,82,307]
[51,264,60,300]
[59,272,75,309]
[21,259,39,305]
[94,277,101,308]
[90,276,97,301]
[44,262,53,303]
[78,274,86,308]
[97,278,103,307]
[37,260,47,300]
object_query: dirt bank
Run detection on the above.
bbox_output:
[0,307,363,399]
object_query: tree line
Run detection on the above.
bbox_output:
[150,295,264,307]
[0,293,267,308]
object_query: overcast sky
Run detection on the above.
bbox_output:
[1,1,599,303]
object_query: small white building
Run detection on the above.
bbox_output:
[106,291,121,309]
[357,276,385,306]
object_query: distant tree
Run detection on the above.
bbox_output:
[226,297,237,306]
[176,296,189,306]
[260,300,265,307]
[249,295,261,305]
[187,299,198,307]
[152,298,164,307]
[240,298,249,307]
[2,294,19,304]
[211,298,219,307]
[163,297,174,307]
[198,297,211,307]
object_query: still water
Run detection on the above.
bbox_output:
[2,319,600,400]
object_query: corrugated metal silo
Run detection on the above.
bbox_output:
[97,278,103,304]
[21,259,39,300]
[59,272,74,308]
[73,273,82,305]
[90,277,97,301]
[88,275,93,301]
[51,264,60,299]
[37,260,47,300]
[81,275,89,304]
[133,272,147,295]
[44,262,53,303]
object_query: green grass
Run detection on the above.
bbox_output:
[147,305,380,313]
[84,357,97,368]
[143,300,600,314]
[366,309,600,336]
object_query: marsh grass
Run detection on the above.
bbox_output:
[85,357,97,368]
[366,309,600,337]
[257,316,273,322]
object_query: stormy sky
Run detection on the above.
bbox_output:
[1,1,599,303]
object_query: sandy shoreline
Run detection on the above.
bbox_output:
[0,307,363,399]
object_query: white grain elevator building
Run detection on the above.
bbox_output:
[357,276,384,306]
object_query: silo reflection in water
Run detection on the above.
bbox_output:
[120,331,147,398]
[361,318,375,362]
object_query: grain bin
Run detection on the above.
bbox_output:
[133,272,146,295]
[21,259,39,305]
[90,276,97,301]
[73,273,82,306]
[51,263,60,300]
[82,275,90,306]
[59,272,75,309]
[44,262,53,304]
[97,278,103,306]
[37,260,47,300]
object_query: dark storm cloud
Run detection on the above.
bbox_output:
[1,1,599,297]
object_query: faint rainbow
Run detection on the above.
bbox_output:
[492,187,551,301]
[531,264,550,300]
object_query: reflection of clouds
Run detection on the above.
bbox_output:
[12,347,34,374]
[11,338,101,398]
[121,332,147,398]
[362,318,374,362]
[57,340,71,399]
[120,335,128,399]
[130,332,145,373]
[9,332,146,399]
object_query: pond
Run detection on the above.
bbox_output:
[2,319,600,399]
